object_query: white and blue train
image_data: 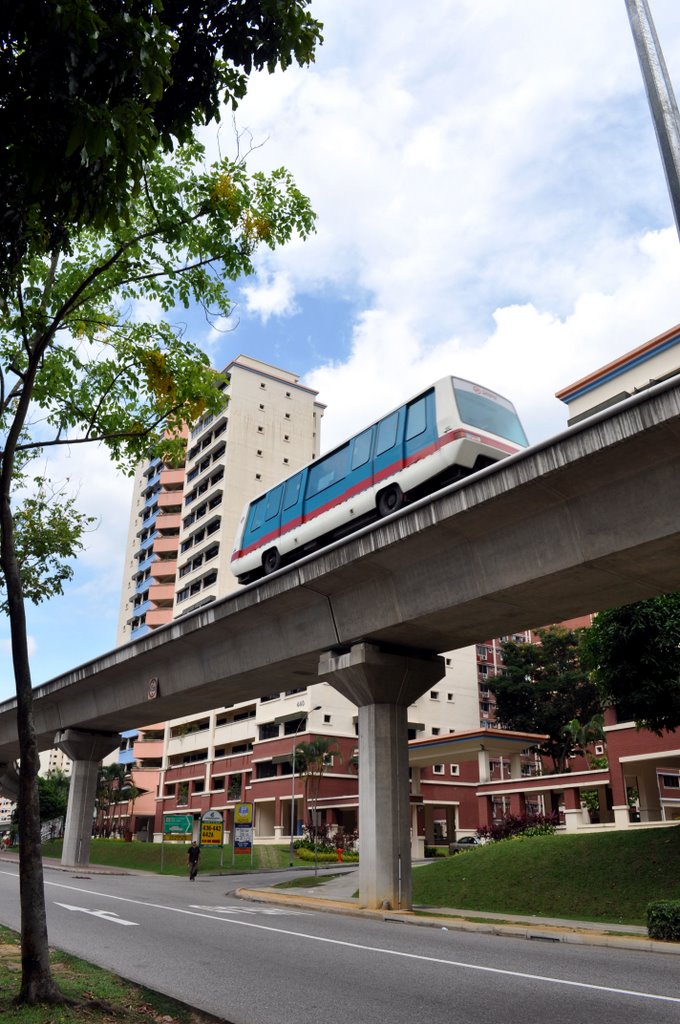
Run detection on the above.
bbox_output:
[231,376,528,583]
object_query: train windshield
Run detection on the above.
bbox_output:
[452,379,528,446]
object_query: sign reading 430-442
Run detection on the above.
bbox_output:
[200,809,223,846]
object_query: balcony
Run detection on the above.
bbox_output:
[158,491,181,511]
[156,512,181,532]
[144,472,161,493]
[148,583,175,603]
[152,535,179,554]
[136,530,159,557]
[135,576,155,596]
[131,623,151,640]
[146,607,174,628]
[136,552,158,575]
[136,510,159,536]
[152,559,177,579]
[128,598,154,623]
[160,468,185,488]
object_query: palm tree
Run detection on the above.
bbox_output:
[562,714,606,765]
[294,736,343,831]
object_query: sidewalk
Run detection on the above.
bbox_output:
[0,850,134,875]
[235,866,680,956]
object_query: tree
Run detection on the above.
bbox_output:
[490,627,601,772]
[580,593,680,734]
[0,136,315,1003]
[0,0,322,292]
[11,771,70,830]
[294,736,343,827]
[561,714,605,764]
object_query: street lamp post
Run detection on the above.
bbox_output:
[289,705,321,867]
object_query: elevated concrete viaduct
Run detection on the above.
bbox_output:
[2,377,680,907]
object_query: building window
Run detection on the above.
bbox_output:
[323,714,331,724]
[430,691,439,700]
[447,693,454,702]
[661,775,680,788]
[432,727,440,736]
[177,782,189,805]
[432,764,444,775]
[259,723,280,740]
[257,425,264,433]
[260,382,266,389]
[212,777,225,791]
[450,764,460,776]
[193,780,205,794]
[255,761,277,779]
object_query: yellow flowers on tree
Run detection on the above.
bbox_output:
[0,136,316,1004]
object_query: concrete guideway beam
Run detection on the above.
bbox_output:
[55,729,119,867]
[320,643,444,910]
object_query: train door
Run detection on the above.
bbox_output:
[372,407,406,514]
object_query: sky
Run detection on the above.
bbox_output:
[2,0,680,702]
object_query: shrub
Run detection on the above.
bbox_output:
[647,900,680,941]
[477,812,558,843]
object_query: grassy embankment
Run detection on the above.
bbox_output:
[411,826,680,925]
[40,838,291,874]
[0,924,220,1024]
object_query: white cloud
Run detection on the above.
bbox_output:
[242,270,298,322]
[306,227,680,451]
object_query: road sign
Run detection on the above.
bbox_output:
[200,809,223,846]
[164,814,193,836]
[233,803,254,862]
[234,803,253,825]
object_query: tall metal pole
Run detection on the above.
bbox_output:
[625,0,680,241]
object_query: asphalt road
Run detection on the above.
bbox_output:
[1,863,679,1024]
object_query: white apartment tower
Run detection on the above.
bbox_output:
[175,354,325,610]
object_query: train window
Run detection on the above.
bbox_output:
[375,412,398,455]
[405,395,427,440]
[249,497,266,532]
[265,484,284,521]
[283,473,302,510]
[307,444,350,497]
[351,427,373,470]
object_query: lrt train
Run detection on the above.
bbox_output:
[231,376,528,584]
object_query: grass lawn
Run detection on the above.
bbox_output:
[412,826,680,925]
[41,838,294,874]
[0,924,221,1024]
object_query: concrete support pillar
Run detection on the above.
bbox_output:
[55,729,119,867]
[636,763,663,822]
[562,787,582,833]
[510,753,522,779]
[410,803,425,860]
[320,643,444,911]
[509,791,526,816]
[597,785,614,823]
[476,794,493,830]
[0,761,20,801]
[477,748,491,783]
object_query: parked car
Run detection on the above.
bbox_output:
[449,836,483,853]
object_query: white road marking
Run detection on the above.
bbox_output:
[1,870,677,1008]
[54,902,138,926]
[189,904,308,916]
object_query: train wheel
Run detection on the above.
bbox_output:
[377,484,404,517]
[262,547,282,575]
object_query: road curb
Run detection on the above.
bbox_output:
[234,887,680,956]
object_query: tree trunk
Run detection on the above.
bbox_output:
[0,491,61,1003]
